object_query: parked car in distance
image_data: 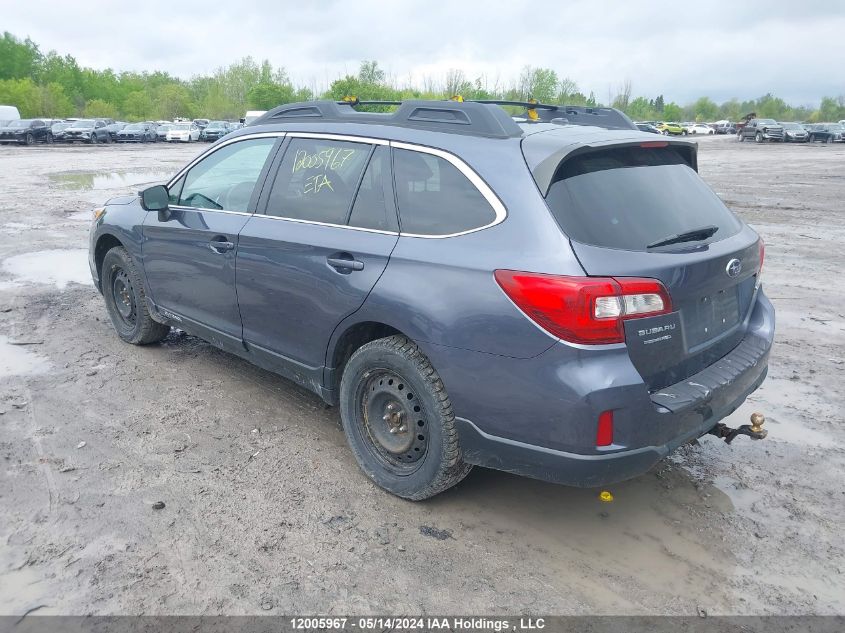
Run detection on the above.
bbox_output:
[193,118,210,130]
[242,110,267,126]
[117,122,156,143]
[200,120,231,141]
[155,124,172,141]
[714,122,737,134]
[0,119,54,145]
[687,123,715,135]
[166,122,201,142]
[635,122,661,134]
[89,99,773,500]
[104,122,128,142]
[64,119,111,144]
[806,123,840,143]
[738,118,784,143]
[780,122,809,143]
[656,121,687,135]
[51,120,74,142]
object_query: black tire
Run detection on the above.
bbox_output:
[102,133,110,144]
[339,335,472,500]
[755,132,763,143]
[90,134,97,144]
[101,246,170,345]
[826,136,833,144]
[45,133,54,144]
[24,133,34,146]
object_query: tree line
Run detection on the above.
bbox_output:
[2,32,844,123]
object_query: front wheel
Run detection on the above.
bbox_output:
[24,133,34,146]
[90,134,97,144]
[45,133,54,144]
[755,132,763,143]
[339,335,472,500]
[826,136,833,144]
[101,246,170,345]
[738,133,745,142]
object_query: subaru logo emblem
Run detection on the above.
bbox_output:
[726,258,742,278]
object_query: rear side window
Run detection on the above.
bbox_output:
[265,138,371,224]
[348,146,397,231]
[545,146,742,251]
[393,148,496,236]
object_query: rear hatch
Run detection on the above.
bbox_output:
[533,139,762,391]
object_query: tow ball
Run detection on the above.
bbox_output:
[709,412,768,444]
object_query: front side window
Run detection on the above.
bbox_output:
[393,148,497,236]
[178,137,276,212]
[264,138,371,224]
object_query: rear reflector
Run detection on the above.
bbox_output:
[597,410,614,446]
[494,270,672,344]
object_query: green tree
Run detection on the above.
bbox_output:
[358,60,385,84]
[40,83,74,117]
[693,96,718,121]
[627,96,655,121]
[84,99,118,118]
[155,84,196,120]
[0,77,41,116]
[0,32,41,80]
[663,102,683,121]
[122,90,153,120]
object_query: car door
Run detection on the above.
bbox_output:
[236,136,399,386]
[142,135,281,351]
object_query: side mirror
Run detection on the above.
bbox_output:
[140,185,170,220]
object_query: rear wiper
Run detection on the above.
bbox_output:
[647,225,719,249]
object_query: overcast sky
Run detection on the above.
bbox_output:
[4,0,844,106]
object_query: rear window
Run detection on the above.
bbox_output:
[545,146,741,251]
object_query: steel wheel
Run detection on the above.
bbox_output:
[358,369,429,473]
[111,268,136,328]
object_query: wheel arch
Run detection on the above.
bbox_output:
[324,320,406,403]
[94,232,124,290]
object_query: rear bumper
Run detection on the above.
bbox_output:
[449,291,774,487]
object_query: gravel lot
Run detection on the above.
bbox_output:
[0,136,843,616]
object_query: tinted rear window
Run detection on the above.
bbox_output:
[545,146,741,251]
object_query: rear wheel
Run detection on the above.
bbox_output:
[101,246,170,345]
[24,133,34,146]
[738,132,745,142]
[826,136,833,144]
[90,134,97,144]
[339,335,472,500]
[45,133,54,144]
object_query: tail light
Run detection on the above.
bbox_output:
[494,270,672,345]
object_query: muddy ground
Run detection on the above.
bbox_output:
[0,136,843,616]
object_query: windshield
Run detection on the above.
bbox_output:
[157,125,171,131]
[52,122,72,130]
[757,119,777,125]
[125,124,144,130]
[208,121,226,127]
[544,146,742,251]
[71,120,95,128]
[172,124,190,130]
[8,120,30,128]
[781,123,802,130]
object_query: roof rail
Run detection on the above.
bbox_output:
[466,99,637,130]
[252,99,524,139]
[250,98,637,136]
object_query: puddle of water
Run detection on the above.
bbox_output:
[0,336,51,378]
[2,250,92,290]
[49,169,172,192]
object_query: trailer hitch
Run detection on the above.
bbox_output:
[709,412,768,444]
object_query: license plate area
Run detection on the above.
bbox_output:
[682,287,740,349]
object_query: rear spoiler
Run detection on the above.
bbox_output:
[524,137,698,196]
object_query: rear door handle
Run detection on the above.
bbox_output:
[327,256,364,272]
[209,237,235,253]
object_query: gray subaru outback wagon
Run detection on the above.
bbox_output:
[89,99,774,499]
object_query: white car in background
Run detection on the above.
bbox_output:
[165,123,201,143]
[687,123,715,135]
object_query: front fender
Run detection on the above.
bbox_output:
[89,198,149,292]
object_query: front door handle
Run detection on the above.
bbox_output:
[209,237,235,253]
[327,256,364,272]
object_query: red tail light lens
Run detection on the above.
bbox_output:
[494,270,672,344]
